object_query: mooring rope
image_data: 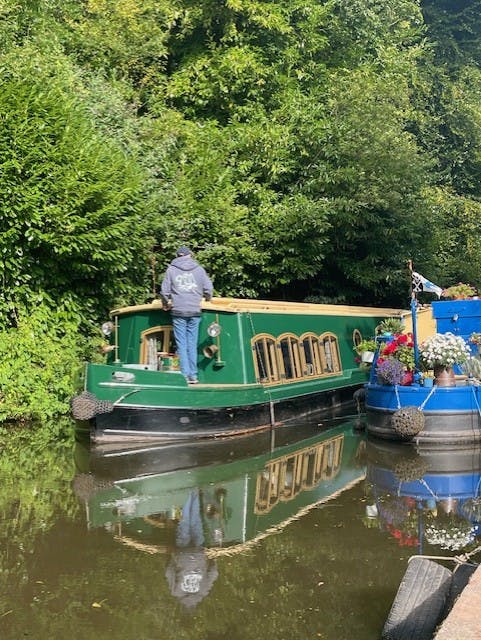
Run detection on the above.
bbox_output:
[393,383,437,411]
[419,384,437,409]
[408,545,481,566]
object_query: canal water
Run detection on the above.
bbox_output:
[2,414,481,640]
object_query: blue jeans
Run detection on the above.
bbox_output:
[172,316,201,379]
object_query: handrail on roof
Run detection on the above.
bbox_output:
[110,296,409,318]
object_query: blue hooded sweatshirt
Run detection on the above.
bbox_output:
[161,255,213,317]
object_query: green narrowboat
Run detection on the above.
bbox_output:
[71,297,404,442]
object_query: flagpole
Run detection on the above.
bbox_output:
[408,261,420,373]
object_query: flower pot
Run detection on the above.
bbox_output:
[423,377,434,388]
[434,366,456,387]
[361,351,375,363]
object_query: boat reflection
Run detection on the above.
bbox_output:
[73,417,366,608]
[364,440,481,553]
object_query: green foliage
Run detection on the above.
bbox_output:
[377,318,404,335]
[422,0,481,66]
[0,0,480,420]
[0,45,150,323]
[0,302,95,423]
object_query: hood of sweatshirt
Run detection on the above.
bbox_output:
[170,256,200,271]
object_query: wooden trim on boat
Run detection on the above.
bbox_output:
[110,297,409,318]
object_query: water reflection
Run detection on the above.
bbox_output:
[73,419,366,609]
[6,416,453,640]
[364,440,481,554]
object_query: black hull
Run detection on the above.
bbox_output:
[91,385,360,442]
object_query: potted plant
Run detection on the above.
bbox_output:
[375,333,415,385]
[354,338,377,363]
[376,358,406,385]
[379,333,415,369]
[419,332,471,386]
[377,317,404,336]
[442,283,477,300]
[422,370,434,388]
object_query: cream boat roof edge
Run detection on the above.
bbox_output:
[110,296,410,318]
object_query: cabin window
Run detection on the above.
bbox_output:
[320,333,341,374]
[352,329,362,351]
[278,334,303,380]
[252,334,279,382]
[300,333,322,375]
[140,326,175,366]
[251,330,342,384]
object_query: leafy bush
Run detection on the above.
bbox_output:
[0,302,95,423]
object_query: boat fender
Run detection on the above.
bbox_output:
[391,406,425,440]
[71,391,114,421]
[382,556,452,640]
[353,388,366,405]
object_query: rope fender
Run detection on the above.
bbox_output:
[390,385,438,440]
[71,390,114,421]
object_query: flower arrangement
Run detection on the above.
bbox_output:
[375,333,415,385]
[379,333,415,368]
[442,283,477,299]
[469,332,481,346]
[419,332,471,370]
[376,357,405,385]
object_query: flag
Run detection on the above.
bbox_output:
[412,271,443,298]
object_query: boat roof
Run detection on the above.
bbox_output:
[111,297,409,318]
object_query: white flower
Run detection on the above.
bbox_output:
[419,332,471,369]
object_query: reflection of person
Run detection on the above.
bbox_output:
[161,246,213,384]
[165,490,218,609]
[175,489,204,548]
[165,549,218,609]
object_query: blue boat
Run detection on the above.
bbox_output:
[365,292,481,445]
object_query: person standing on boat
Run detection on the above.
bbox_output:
[161,246,213,384]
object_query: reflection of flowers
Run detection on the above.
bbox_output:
[425,514,476,551]
[386,523,419,547]
[376,495,419,546]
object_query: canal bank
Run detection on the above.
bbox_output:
[434,564,481,639]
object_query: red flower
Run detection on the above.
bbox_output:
[383,342,397,355]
